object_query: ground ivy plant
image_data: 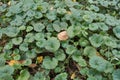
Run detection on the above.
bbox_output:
[0,0,120,80]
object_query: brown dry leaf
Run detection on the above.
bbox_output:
[57,31,68,41]
[37,56,43,63]
[29,64,37,68]
[71,72,76,79]
[8,60,19,66]
[96,52,105,59]
[96,52,101,56]
[18,60,25,64]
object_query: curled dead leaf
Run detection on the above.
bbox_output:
[57,31,68,41]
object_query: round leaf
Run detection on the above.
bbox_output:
[113,26,120,39]
[45,37,60,52]
[89,34,103,47]
[12,37,23,45]
[42,56,58,69]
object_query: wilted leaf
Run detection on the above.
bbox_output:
[57,31,68,41]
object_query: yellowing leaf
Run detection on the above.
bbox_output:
[72,0,76,2]
[71,72,76,79]
[96,52,103,58]
[50,6,54,10]
[0,2,3,6]
[37,56,43,63]
[8,60,19,66]
[66,11,72,14]
[8,1,11,6]
[57,31,68,41]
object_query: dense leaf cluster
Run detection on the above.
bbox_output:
[0,0,120,80]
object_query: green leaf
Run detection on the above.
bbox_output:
[0,30,2,39]
[35,11,43,19]
[104,37,117,48]
[23,59,32,66]
[26,49,36,59]
[87,76,97,80]
[89,23,99,31]
[67,26,81,38]
[0,57,5,67]
[4,41,13,50]
[113,26,120,39]
[22,0,35,11]
[34,33,44,41]
[8,2,22,14]
[67,26,74,38]
[0,65,14,76]
[55,49,66,61]
[17,69,30,80]
[57,8,66,14]
[45,37,60,52]
[42,56,58,69]
[99,23,108,31]
[112,50,120,58]
[89,34,103,47]
[13,54,21,60]
[72,55,87,67]
[26,26,33,32]
[33,23,45,32]
[83,46,96,57]
[10,15,23,26]
[83,15,93,23]
[79,38,89,47]
[19,43,28,51]
[89,56,113,73]
[33,71,50,80]
[66,45,76,54]
[55,73,68,80]
[12,37,23,45]
[4,27,20,37]
[89,56,106,72]
[36,39,46,48]
[112,69,120,80]
[0,4,6,12]
[19,25,26,30]
[24,33,34,43]
[53,23,61,32]
[46,10,57,20]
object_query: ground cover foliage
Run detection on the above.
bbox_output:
[0,0,120,80]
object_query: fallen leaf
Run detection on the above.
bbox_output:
[66,11,72,14]
[72,0,76,2]
[8,60,19,66]
[50,6,54,10]
[71,72,76,79]
[8,1,11,6]
[29,64,37,68]
[37,56,43,63]
[0,2,3,6]
[57,31,68,41]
